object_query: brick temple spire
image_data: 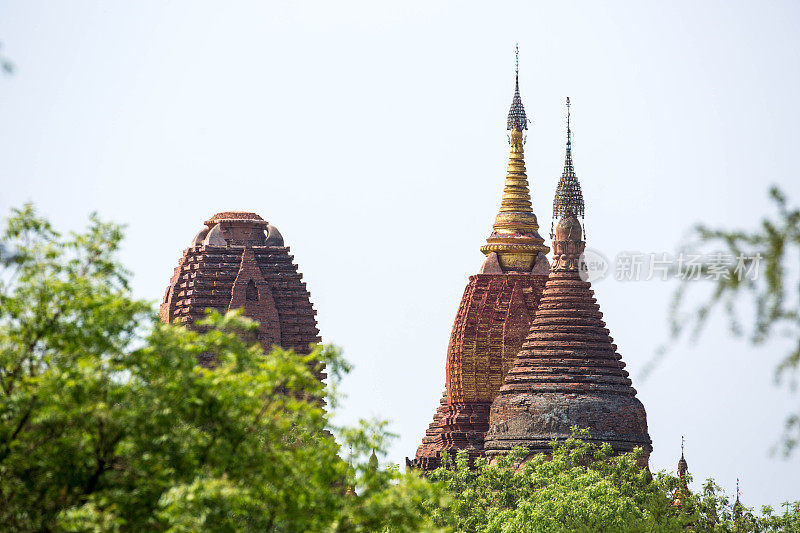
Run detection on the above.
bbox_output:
[484,99,652,464]
[159,212,320,365]
[408,50,550,470]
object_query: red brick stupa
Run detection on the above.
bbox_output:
[159,211,320,363]
[408,57,551,470]
[484,99,652,464]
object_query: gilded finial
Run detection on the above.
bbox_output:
[481,47,548,272]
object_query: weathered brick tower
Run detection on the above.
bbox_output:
[408,58,551,470]
[159,211,320,362]
[483,100,652,464]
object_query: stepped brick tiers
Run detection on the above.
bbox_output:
[159,211,320,365]
[483,99,652,466]
[408,61,551,470]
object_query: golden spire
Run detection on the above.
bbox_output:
[480,46,548,272]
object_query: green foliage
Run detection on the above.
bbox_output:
[667,187,800,454]
[426,430,800,533]
[1,204,796,531]
[0,205,438,532]
[426,430,688,533]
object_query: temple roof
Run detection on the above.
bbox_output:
[160,211,320,359]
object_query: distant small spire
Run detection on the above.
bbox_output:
[734,478,743,519]
[368,449,379,472]
[677,436,688,477]
[672,437,691,508]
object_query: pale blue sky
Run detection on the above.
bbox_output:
[2,1,799,508]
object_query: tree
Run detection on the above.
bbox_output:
[667,187,800,455]
[425,429,799,533]
[0,205,438,532]
[425,430,688,533]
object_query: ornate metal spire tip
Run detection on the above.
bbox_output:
[552,96,584,221]
[566,97,572,144]
[507,44,528,131]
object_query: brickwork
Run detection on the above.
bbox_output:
[446,274,548,403]
[410,273,548,468]
[159,212,320,362]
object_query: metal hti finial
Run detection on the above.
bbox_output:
[552,97,585,234]
[681,435,685,454]
[507,45,528,131]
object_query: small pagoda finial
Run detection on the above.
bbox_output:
[672,438,691,507]
[677,436,688,478]
[734,478,743,519]
[507,45,528,131]
[551,97,585,239]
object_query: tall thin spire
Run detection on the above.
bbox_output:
[482,46,547,272]
[551,97,585,239]
[507,44,528,132]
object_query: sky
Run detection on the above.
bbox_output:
[2,0,799,509]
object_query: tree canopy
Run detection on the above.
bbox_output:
[1,204,797,532]
[0,205,437,531]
